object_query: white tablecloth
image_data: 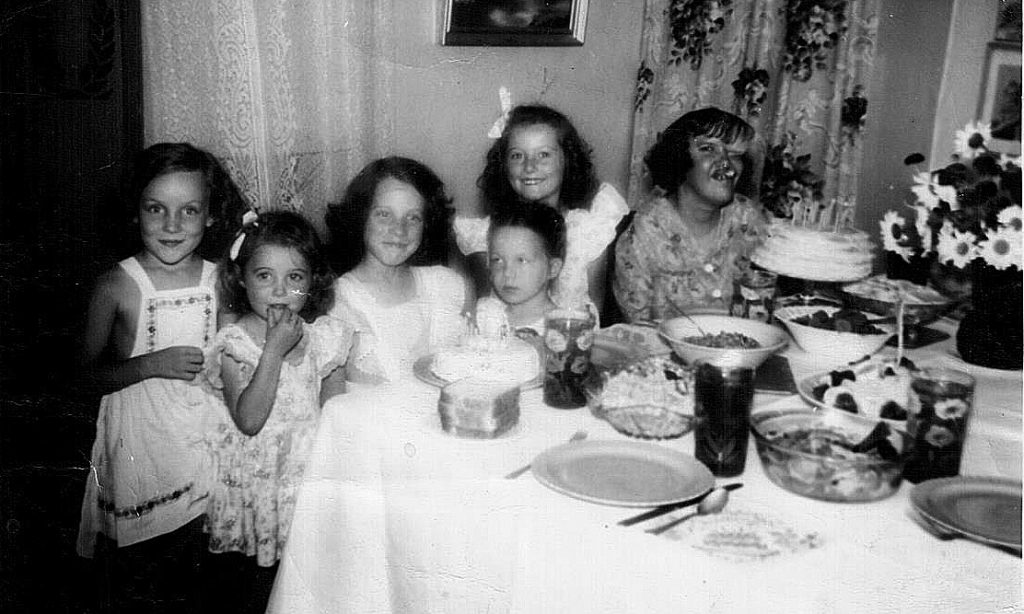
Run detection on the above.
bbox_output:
[268,320,1022,614]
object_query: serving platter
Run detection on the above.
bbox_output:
[531,440,714,507]
[910,477,1022,552]
[413,354,543,390]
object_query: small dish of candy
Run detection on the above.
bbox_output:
[798,357,917,424]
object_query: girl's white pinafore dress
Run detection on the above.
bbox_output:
[77,257,220,557]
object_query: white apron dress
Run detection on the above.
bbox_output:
[77,257,220,557]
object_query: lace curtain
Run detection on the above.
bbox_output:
[628,0,879,218]
[142,0,395,227]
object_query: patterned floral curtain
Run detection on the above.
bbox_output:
[628,0,879,218]
[142,0,395,228]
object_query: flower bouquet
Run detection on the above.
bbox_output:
[879,122,1022,369]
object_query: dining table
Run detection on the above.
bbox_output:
[266,317,1022,614]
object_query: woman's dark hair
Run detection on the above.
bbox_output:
[644,107,757,196]
[218,210,335,321]
[488,197,567,261]
[325,157,452,275]
[477,104,599,213]
[124,142,247,259]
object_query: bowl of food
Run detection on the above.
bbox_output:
[583,355,695,440]
[798,358,917,425]
[750,408,909,502]
[775,305,894,366]
[657,314,788,369]
[841,275,951,325]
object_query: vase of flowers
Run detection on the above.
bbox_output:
[879,122,1022,370]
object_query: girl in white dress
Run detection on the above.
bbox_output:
[325,157,471,383]
[205,211,353,578]
[454,104,629,318]
[76,142,245,611]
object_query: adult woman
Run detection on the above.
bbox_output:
[454,104,628,321]
[613,108,767,322]
[325,157,470,383]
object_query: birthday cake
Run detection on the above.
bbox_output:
[432,298,540,386]
[753,199,874,282]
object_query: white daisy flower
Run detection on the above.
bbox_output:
[934,184,959,210]
[879,211,913,260]
[910,172,940,210]
[977,225,1021,270]
[997,205,1023,232]
[953,121,992,160]
[936,223,979,268]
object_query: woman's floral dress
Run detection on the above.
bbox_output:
[204,316,353,566]
[613,193,767,322]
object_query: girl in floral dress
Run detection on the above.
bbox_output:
[454,104,629,320]
[76,142,245,612]
[205,210,352,605]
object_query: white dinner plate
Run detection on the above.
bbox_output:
[531,440,714,507]
[910,477,1022,551]
[412,354,543,390]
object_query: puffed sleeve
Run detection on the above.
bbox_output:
[202,324,261,391]
[565,183,629,265]
[308,315,355,379]
[452,215,491,255]
[612,213,655,323]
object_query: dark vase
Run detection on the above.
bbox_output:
[955,267,1023,370]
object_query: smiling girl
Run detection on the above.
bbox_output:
[454,104,628,321]
[76,142,245,610]
[326,157,470,383]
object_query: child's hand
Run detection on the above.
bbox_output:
[148,346,205,381]
[265,305,304,359]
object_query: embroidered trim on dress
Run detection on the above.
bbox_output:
[98,482,195,518]
[145,293,214,353]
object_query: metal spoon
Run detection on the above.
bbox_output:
[645,486,731,535]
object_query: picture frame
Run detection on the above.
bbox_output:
[995,0,1022,42]
[978,41,1022,155]
[441,0,588,47]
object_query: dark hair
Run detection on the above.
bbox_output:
[325,156,452,275]
[218,210,335,321]
[477,104,599,213]
[644,107,757,195]
[124,142,247,259]
[488,197,567,261]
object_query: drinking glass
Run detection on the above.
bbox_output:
[693,362,755,477]
[903,368,975,483]
[730,269,778,322]
[543,309,595,409]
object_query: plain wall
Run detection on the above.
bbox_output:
[931,0,1003,164]
[389,1,644,216]
[855,0,956,244]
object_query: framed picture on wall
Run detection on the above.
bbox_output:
[978,41,1022,155]
[441,0,589,46]
[995,0,1022,42]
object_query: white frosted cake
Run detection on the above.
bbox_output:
[437,378,521,439]
[753,218,874,282]
[432,297,540,386]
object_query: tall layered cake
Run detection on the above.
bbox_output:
[753,198,874,282]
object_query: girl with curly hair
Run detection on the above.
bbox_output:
[325,156,470,383]
[454,104,628,322]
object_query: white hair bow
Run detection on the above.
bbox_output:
[229,209,260,261]
[487,86,513,139]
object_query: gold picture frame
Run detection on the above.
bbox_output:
[978,41,1022,155]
